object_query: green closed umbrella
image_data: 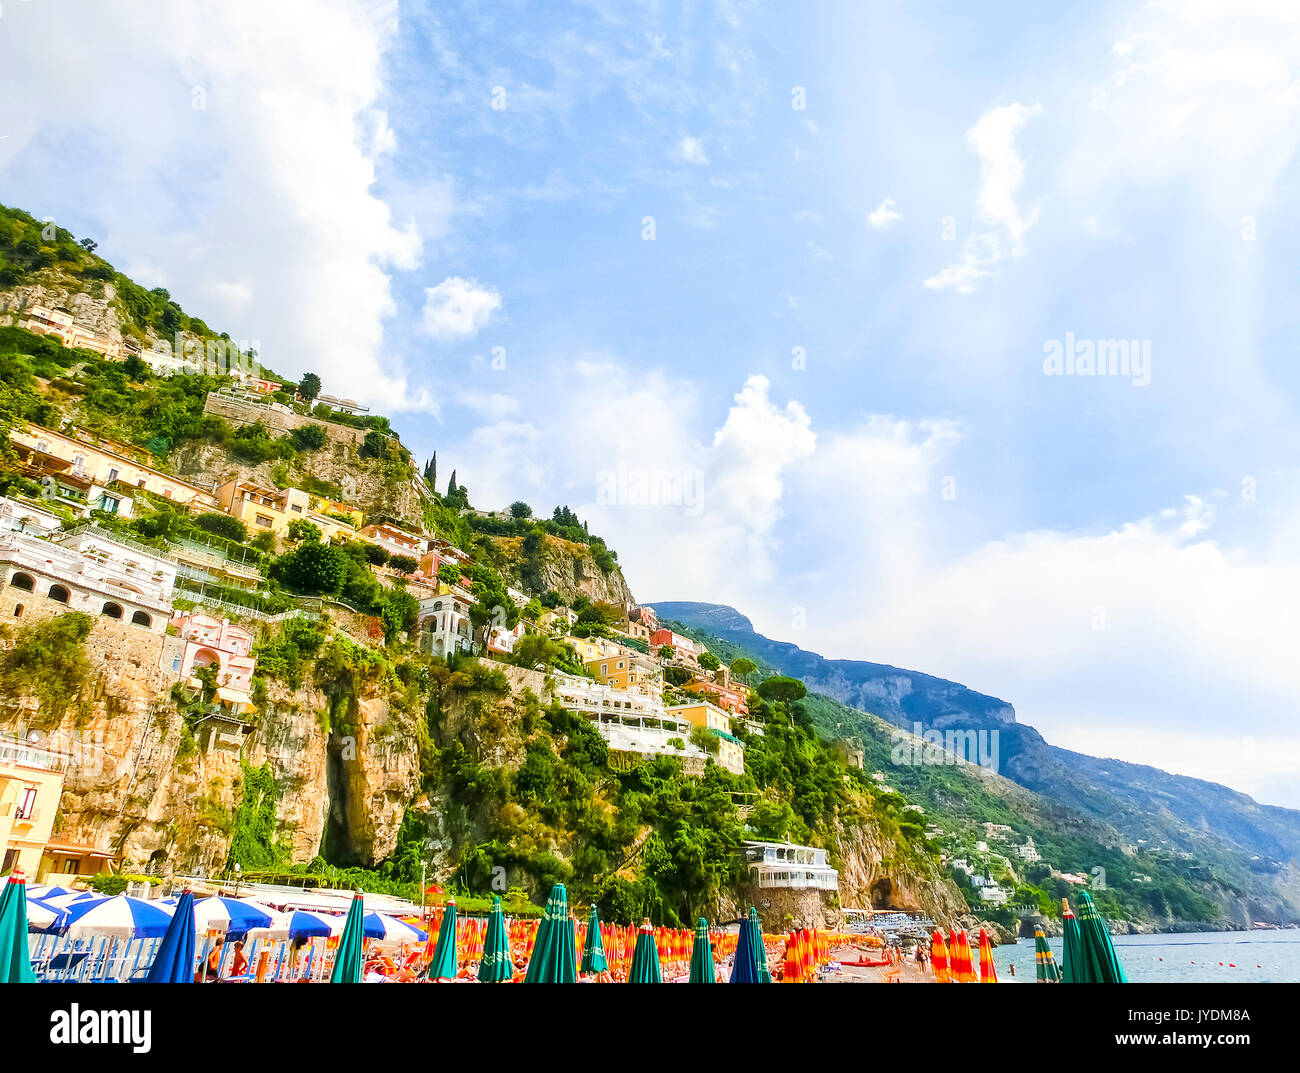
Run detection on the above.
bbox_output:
[523,883,577,983]
[478,896,513,982]
[1034,927,1060,983]
[1061,899,1105,983]
[426,898,458,980]
[689,917,716,983]
[581,904,608,975]
[750,908,772,983]
[1077,891,1127,983]
[627,920,662,983]
[0,871,36,983]
[329,893,366,983]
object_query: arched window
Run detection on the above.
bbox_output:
[13,604,23,618]
[9,572,34,592]
[48,585,71,604]
[101,602,124,619]
[131,610,152,628]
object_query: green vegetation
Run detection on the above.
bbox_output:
[0,612,95,726]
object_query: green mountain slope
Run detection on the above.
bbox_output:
[654,602,1300,929]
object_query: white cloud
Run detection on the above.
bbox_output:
[925,102,1041,293]
[0,0,428,411]
[866,197,902,229]
[676,136,710,165]
[421,277,503,342]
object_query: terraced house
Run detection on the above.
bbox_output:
[9,421,220,514]
[215,478,360,544]
[0,524,177,631]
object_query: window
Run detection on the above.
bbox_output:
[255,515,273,528]
[101,495,119,514]
[13,604,23,618]
[131,610,152,628]
[290,504,303,513]
[108,468,119,483]
[47,585,70,604]
[17,788,36,819]
[9,572,34,592]
[101,602,123,619]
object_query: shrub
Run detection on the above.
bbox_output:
[194,512,248,544]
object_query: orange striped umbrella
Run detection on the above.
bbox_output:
[977,928,998,983]
[958,930,978,983]
[930,929,951,983]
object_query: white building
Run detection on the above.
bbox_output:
[741,841,839,892]
[978,886,1009,905]
[0,497,64,538]
[0,525,176,630]
[417,589,477,657]
[1017,837,1042,863]
[551,674,711,767]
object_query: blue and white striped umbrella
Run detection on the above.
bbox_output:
[192,896,277,936]
[40,891,102,911]
[25,897,71,932]
[363,913,427,943]
[249,909,339,941]
[64,895,175,939]
[27,885,78,901]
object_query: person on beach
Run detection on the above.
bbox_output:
[202,937,224,981]
[230,940,248,978]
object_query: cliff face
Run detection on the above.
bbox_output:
[485,533,635,607]
[168,441,428,529]
[0,603,420,875]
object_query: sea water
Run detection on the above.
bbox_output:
[993,930,1300,983]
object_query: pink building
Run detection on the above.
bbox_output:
[168,611,257,711]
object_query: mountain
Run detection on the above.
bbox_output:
[651,601,1300,924]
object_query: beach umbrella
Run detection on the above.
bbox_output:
[1062,900,1105,983]
[145,890,197,984]
[730,908,770,983]
[689,917,716,983]
[977,928,998,983]
[251,909,337,941]
[426,898,458,980]
[1034,928,1060,983]
[581,904,608,974]
[524,883,578,983]
[27,885,77,901]
[1076,891,1127,983]
[330,893,366,983]
[478,896,513,982]
[750,908,773,983]
[25,897,71,932]
[192,896,276,936]
[0,871,36,983]
[365,913,427,944]
[65,895,175,940]
[627,919,663,983]
[930,929,951,983]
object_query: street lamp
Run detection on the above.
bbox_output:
[234,861,242,898]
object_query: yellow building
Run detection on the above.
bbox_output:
[666,701,746,775]
[1,733,70,876]
[9,422,220,511]
[585,651,662,697]
[215,479,360,544]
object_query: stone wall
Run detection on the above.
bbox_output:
[203,392,368,448]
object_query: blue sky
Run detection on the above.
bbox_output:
[4,1,1300,806]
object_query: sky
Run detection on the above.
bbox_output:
[3,1,1300,806]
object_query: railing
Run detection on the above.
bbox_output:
[60,523,174,564]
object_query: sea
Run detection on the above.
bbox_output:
[993,930,1300,983]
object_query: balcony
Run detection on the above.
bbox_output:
[0,734,73,774]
